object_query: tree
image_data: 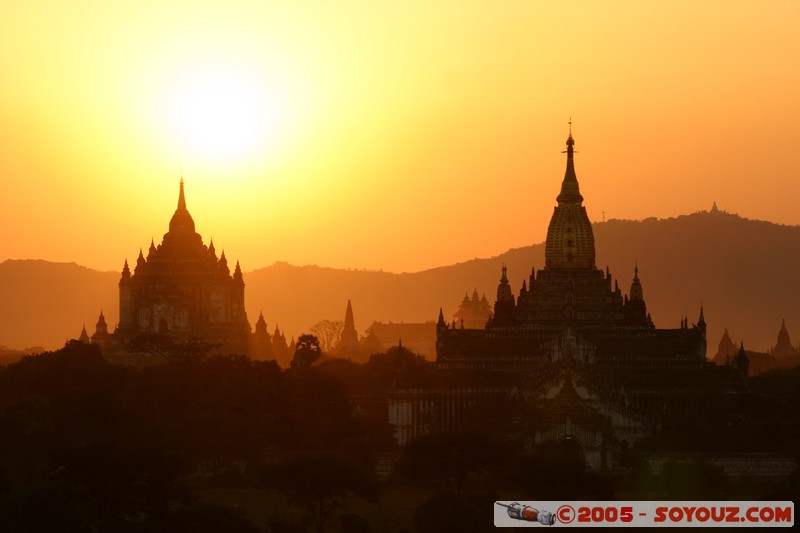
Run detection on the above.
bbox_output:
[261,451,378,533]
[310,320,344,354]
[128,333,216,363]
[291,334,322,371]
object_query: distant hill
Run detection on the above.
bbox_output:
[0,260,118,351]
[1,209,798,356]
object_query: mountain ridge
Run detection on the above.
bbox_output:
[1,209,798,355]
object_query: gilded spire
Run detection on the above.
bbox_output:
[545,126,596,269]
[557,121,583,205]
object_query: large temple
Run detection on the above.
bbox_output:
[88,180,253,355]
[389,130,746,468]
[436,129,707,369]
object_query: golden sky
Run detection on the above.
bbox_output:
[1,1,799,273]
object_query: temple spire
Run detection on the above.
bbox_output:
[496,263,514,303]
[345,299,355,328]
[168,179,196,234]
[629,262,644,301]
[178,177,186,210]
[121,259,131,282]
[557,121,583,205]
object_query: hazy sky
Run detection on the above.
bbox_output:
[2,1,798,273]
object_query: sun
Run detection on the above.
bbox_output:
[163,62,286,164]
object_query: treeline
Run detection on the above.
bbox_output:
[0,339,396,532]
[1,340,799,532]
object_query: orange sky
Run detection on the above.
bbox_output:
[1,1,799,274]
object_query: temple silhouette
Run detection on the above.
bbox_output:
[82,180,275,356]
[388,129,748,468]
[437,129,706,366]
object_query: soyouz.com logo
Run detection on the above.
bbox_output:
[494,501,794,527]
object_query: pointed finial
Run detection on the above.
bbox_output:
[566,118,574,147]
[177,178,187,210]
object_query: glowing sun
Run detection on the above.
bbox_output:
[164,62,286,163]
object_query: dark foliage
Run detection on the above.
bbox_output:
[414,489,497,533]
[398,431,506,490]
[261,451,378,533]
[652,459,731,500]
[144,503,264,533]
[0,340,382,530]
[291,334,322,371]
[128,333,217,363]
[365,345,428,382]
[511,439,614,499]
